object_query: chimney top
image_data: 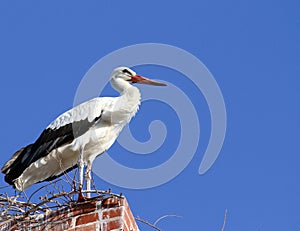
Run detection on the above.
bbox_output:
[0,196,140,231]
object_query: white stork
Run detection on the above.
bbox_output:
[1,67,166,196]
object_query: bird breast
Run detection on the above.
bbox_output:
[73,87,141,162]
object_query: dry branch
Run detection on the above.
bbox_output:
[221,209,228,231]
[0,178,122,224]
[136,216,162,231]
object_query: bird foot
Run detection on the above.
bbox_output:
[77,184,87,202]
[78,191,87,202]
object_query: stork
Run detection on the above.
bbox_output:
[1,67,166,197]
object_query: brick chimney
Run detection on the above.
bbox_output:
[0,196,140,231]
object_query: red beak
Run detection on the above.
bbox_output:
[131,75,167,86]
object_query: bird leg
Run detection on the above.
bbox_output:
[84,161,92,198]
[78,145,85,201]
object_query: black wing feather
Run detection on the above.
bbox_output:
[3,111,103,185]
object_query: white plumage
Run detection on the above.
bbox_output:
[2,67,166,195]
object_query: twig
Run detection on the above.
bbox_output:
[136,216,162,231]
[27,179,61,204]
[154,214,183,226]
[0,187,122,223]
[0,185,10,190]
[221,209,228,231]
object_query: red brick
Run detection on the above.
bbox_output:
[47,211,69,222]
[123,199,138,230]
[102,207,123,220]
[47,222,70,231]
[124,212,138,231]
[102,197,122,208]
[69,201,97,216]
[76,212,99,226]
[101,219,122,230]
[75,223,98,231]
[0,196,140,231]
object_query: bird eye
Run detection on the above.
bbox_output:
[122,69,132,76]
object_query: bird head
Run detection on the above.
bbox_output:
[111,67,167,86]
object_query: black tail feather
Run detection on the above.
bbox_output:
[2,144,33,185]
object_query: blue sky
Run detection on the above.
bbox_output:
[0,1,299,230]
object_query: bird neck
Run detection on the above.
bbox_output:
[110,77,141,115]
[110,77,132,93]
[119,85,141,113]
